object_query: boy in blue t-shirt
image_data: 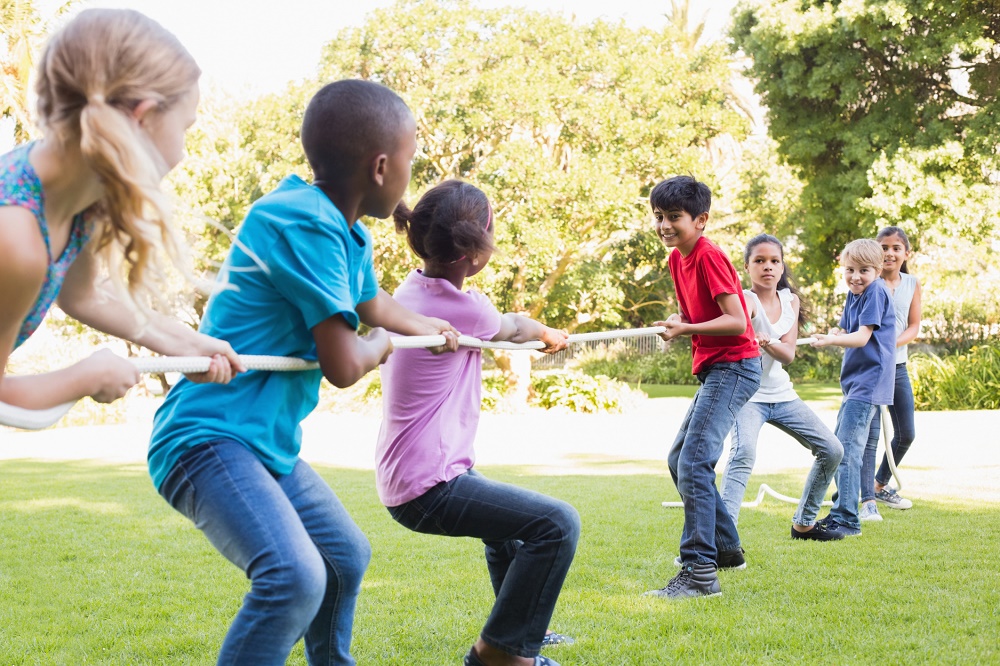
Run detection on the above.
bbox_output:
[148,80,458,665]
[810,238,895,537]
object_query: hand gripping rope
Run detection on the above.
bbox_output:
[1,326,665,430]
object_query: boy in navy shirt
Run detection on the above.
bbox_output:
[811,238,896,537]
[645,176,762,599]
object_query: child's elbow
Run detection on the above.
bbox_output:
[321,360,365,389]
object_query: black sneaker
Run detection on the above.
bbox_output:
[718,547,747,570]
[645,562,721,599]
[815,515,861,537]
[791,522,844,541]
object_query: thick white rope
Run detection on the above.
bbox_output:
[0,326,667,430]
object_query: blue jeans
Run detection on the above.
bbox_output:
[159,439,371,666]
[667,357,761,565]
[828,400,880,530]
[863,363,915,495]
[722,399,843,527]
[388,469,580,659]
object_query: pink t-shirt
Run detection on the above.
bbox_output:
[376,270,502,507]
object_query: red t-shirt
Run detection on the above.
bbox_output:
[668,236,759,375]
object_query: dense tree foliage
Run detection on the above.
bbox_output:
[310,0,752,330]
[731,0,1000,284]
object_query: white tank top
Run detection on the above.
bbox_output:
[746,288,798,403]
[888,273,918,364]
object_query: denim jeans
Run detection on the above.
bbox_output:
[862,363,916,493]
[159,439,371,666]
[722,399,843,527]
[388,469,580,658]
[828,400,880,530]
[667,356,761,565]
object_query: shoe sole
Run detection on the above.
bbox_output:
[875,500,913,510]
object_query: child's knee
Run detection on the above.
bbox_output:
[554,501,582,548]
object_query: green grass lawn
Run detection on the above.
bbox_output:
[1,459,997,664]
[637,382,843,410]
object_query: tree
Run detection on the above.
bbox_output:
[0,0,76,142]
[318,0,751,331]
[731,0,1000,284]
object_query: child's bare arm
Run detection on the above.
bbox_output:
[356,289,459,353]
[656,293,747,341]
[760,294,800,365]
[811,325,874,349]
[312,314,392,388]
[492,313,568,353]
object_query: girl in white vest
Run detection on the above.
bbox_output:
[721,234,845,542]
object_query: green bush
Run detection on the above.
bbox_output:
[920,299,1000,353]
[529,370,646,413]
[910,344,1000,410]
[571,341,698,385]
[787,344,843,383]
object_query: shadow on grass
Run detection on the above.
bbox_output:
[1,461,997,665]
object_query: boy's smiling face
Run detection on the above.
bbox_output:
[841,256,879,295]
[653,206,705,256]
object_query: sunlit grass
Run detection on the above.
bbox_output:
[1,460,997,664]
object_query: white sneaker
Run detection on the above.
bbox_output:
[859,501,883,522]
[875,486,913,510]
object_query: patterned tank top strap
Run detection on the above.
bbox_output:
[1,143,95,349]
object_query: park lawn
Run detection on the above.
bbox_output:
[637,382,843,410]
[1,459,997,665]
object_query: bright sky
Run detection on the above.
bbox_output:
[69,0,741,98]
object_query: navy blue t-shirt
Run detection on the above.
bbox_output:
[839,279,896,405]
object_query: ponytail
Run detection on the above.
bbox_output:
[34,9,200,310]
[395,180,494,264]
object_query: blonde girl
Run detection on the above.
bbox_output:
[0,8,242,415]
[860,226,922,514]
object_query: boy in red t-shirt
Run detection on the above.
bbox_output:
[644,176,762,600]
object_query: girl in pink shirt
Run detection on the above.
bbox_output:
[377,180,578,666]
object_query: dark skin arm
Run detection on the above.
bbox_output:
[312,315,391,389]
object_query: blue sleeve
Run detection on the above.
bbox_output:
[858,286,887,329]
[269,223,361,330]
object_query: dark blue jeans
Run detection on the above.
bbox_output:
[667,357,762,565]
[863,362,916,495]
[159,439,371,666]
[388,469,580,659]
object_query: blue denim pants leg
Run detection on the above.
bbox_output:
[765,399,844,526]
[829,400,879,530]
[159,439,371,666]
[667,357,761,565]
[388,469,580,659]
[721,401,769,525]
[876,363,916,486]
[860,405,884,503]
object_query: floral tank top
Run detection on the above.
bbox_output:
[1,142,94,349]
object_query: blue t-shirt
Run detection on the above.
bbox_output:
[839,278,895,405]
[148,175,379,490]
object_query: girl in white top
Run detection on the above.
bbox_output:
[721,234,845,541]
[860,226,922,512]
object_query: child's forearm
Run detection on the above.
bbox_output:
[829,329,871,348]
[684,313,747,337]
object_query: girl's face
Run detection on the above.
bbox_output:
[745,241,783,290]
[140,82,200,179]
[879,233,910,274]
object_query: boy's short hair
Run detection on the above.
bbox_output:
[840,239,884,270]
[301,79,413,182]
[649,175,712,218]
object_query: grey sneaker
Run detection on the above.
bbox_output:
[645,562,721,599]
[673,547,746,570]
[875,486,913,510]
[859,501,883,522]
